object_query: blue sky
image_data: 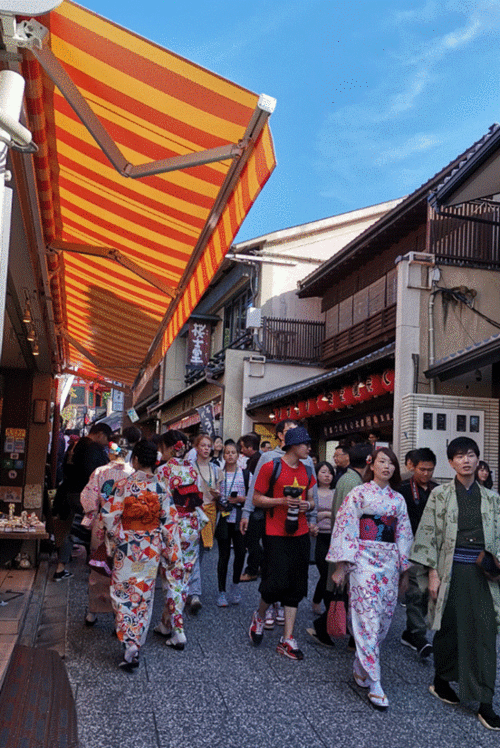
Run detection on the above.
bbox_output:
[83,0,500,242]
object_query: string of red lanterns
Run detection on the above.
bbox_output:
[268,369,395,420]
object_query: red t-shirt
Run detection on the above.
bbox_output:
[254,458,316,537]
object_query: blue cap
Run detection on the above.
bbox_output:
[284,426,311,447]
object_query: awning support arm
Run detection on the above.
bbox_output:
[15,21,243,178]
[50,241,177,298]
[133,95,275,392]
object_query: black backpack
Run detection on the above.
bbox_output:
[267,457,313,500]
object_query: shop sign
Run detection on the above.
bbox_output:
[321,409,393,439]
[187,321,211,370]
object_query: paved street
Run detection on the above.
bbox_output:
[56,548,500,748]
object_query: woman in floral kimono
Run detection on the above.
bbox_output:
[102,440,181,671]
[80,443,133,625]
[154,430,207,650]
[327,447,413,710]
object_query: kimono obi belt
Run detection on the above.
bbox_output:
[359,513,397,544]
[453,547,482,564]
[121,492,161,532]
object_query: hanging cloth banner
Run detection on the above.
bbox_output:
[196,404,215,439]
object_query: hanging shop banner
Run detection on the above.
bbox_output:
[196,403,216,438]
[187,322,212,371]
[321,409,393,439]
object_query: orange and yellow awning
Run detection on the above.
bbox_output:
[15,1,275,393]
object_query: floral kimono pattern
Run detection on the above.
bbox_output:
[326,481,413,682]
[81,462,134,613]
[102,470,182,650]
[155,459,207,636]
[411,480,500,631]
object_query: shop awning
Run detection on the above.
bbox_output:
[424,333,500,381]
[8,2,275,394]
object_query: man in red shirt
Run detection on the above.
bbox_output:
[248,426,316,660]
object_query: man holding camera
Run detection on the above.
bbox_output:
[248,426,316,660]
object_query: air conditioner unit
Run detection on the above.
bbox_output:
[407,252,435,267]
[246,307,262,329]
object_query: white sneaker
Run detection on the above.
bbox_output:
[275,604,285,625]
[217,592,229,607]
[264,607,276,629]
[228,583,241,604]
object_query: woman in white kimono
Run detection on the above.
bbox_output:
[102,440,182,671]
[327,447,413,710]
[80,444,133,626]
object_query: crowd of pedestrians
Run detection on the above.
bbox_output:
[50,418,500,730]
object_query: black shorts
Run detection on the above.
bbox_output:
[259,533,310,608]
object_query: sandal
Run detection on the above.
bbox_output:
[353,670,370,688]
[368,690,389,711]
[165,631,186,651]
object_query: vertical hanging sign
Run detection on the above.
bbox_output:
[186,321,211,372]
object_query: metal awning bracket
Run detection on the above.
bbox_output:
[1,17,48,50]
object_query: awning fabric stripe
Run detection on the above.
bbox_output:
[18,1,275,390]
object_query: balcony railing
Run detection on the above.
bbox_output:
[184,317,326,385]
[262,317,325,363]
[430,202,500,269]
[321,304,396,368]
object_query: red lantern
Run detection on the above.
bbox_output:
[382,369,395,392]
[354,380,371,402]
[329,390,343,410]
[278,407,288,421]
[296,400,308,419]
[286,405,294,419]
[365,373,385,398]
[316,395,330,414]
[305,397,320,416]
[339,385,356,407]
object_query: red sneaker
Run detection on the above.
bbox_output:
[276,636,304,661]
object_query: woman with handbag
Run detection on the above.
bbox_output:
[187,434,223,613]
[327,447,413,710]
[154,430,207,649]
[80,443,133,626]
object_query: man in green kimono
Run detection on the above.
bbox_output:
[411,436,500,731]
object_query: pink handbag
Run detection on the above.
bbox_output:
[326,598,347,638]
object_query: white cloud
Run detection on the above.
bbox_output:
[374,133,441,166]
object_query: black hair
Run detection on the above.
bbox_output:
[315,461,335,488]
[447,436,480,460]
[404,449,419,466]
[261,440,271,448]
[89,422,112,438]
[363,447,402,490]
[476,460,493,489]
[335,443,349,454]
[241,433,260,452]
[412,447,437,466]
[123,426,142,445]
[368,429,381,439]
[131,439,158,470]
[348,443,373,469]
[157,430,188,449]
[275,419,297,437]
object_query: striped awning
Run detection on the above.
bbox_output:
[13,1,275,393]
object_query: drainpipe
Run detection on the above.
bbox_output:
[428,290,437,394]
